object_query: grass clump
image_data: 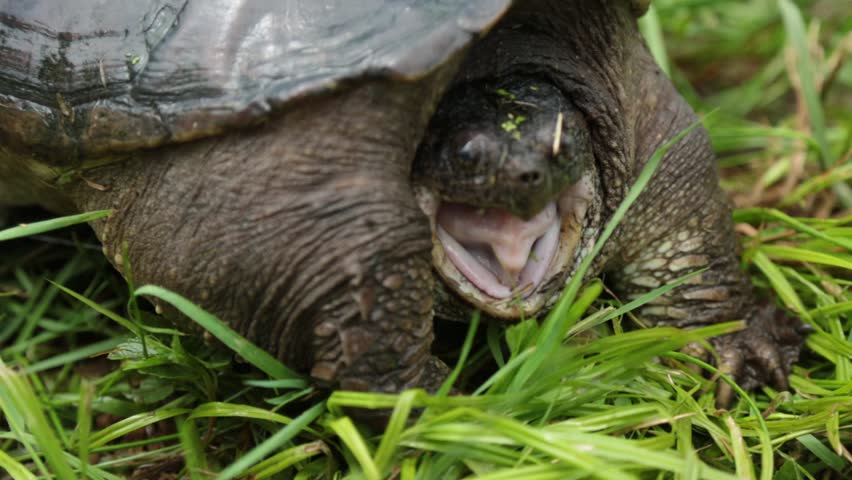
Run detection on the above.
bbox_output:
[1,0,851,478]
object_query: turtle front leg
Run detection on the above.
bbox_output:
[604,50,807,404]
[609,176,807,405]
[68,74,458,398]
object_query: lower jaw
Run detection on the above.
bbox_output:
[414,173,595,319]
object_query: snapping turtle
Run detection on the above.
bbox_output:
[0,0,804,404]
[414,0,807,404]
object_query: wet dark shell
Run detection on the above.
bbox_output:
[0,0,511,162]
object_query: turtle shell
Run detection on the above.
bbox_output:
[0,0,511,163]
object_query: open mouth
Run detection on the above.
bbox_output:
[415,174,596,319]
[436,202,560,299]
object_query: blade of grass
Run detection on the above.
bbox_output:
[23,337,126,374]
[373,390,418,475]
[0,361,77,480]
[777,0,852,206]
[638,3,670,76]
[509,116,707,393]
[88,408,191,449]
[243,378,310,389]
[245,441,329,479]
[466,409,737,480]
[329,415,381,480]
[189,401,293,425]
[781,163,852,207]
[437,311,480,397]
[807,301,852,320]
[217,401,325,480]
[598,268,706,323]
[795,434,847,473]
[178,416,208,480]
[723,414,755,480]
[733,208,852,251]
[758,245,852,270]
[120,242,148,357]
[664,350,776,476]
[0,449,38,480]
[750,251,810,321]
[0,210,111,242]
[50,281,164,340]
[471,465,586,480]
[135,285,302,380]
[75,379,95,479]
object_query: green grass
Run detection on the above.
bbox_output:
[1,0,851,478]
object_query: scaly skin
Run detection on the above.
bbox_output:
[417,0,806,404]
[57,69,460,395]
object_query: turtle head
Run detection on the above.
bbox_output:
[414,77,591,220]
[413,76,598,318]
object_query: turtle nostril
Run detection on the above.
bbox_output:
[518,171,542,186]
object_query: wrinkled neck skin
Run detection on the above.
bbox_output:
[419,0,688,321]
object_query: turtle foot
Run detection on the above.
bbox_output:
[343,356,450,431]
[686,303,809,408]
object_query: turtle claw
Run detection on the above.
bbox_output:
[713,342,743,409]
[714,377,735,410]
[680,341,711,376]
[707,303,807,408]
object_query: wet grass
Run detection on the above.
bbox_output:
[1,0,851,478]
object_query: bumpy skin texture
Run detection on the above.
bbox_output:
[419,0,805,403]
[67,72,458,395]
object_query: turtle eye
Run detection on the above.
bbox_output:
[457,133,487,162]
[458,141,477,162]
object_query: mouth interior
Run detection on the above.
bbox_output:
[436,202,561,299]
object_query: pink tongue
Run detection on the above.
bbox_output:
[437,202,559,299]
